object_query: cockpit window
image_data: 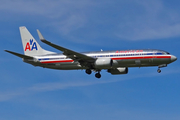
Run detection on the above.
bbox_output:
[163,52,170,55]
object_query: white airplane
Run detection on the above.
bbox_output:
[5,26,177,78]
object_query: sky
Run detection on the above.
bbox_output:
[0,0,180,120]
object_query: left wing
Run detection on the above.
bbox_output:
[37,30,96,65]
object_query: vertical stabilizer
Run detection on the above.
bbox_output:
[19,26,55,56]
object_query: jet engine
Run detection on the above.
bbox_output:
[94,58,113,69]
[108,67,128,75]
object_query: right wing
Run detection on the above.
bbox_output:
[37,30,96,65]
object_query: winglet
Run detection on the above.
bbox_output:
[37,29,45,40]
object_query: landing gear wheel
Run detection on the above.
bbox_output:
[157,69,161,73]
[95,73,101,78]
[85,69,92,75]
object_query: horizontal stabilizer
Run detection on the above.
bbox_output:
[4,50,34,59]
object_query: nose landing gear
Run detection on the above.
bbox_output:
[157,69,161,73]
[157,64,167,73]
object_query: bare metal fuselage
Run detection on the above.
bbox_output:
[24,49,175,70]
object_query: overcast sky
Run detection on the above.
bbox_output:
[0,0,180,120]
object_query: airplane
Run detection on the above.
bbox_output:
[5,26,177,78]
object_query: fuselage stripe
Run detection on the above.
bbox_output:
[41,60,74,64]
[112,56,171,60]
[40,55,171,64]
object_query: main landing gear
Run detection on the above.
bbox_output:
[85,69,92,75]
[95,72,101,79]
[85,69,101,78]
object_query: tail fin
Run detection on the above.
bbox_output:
[19,26,55,56]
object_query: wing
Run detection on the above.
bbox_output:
[37,30,96,66]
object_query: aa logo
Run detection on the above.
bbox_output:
[25,39,38,51]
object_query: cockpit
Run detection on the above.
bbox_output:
[156,50,170,55]
[162,52,170,55]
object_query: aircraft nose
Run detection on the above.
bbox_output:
[171,55,177,62]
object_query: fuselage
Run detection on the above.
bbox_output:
[24,49,177,70]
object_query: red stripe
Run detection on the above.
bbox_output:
[41,60,74,64]
[156,56,171,58]
[40,56,171,64]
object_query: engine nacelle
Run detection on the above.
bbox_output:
[94,58,113,69]
[108,67,128,75]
